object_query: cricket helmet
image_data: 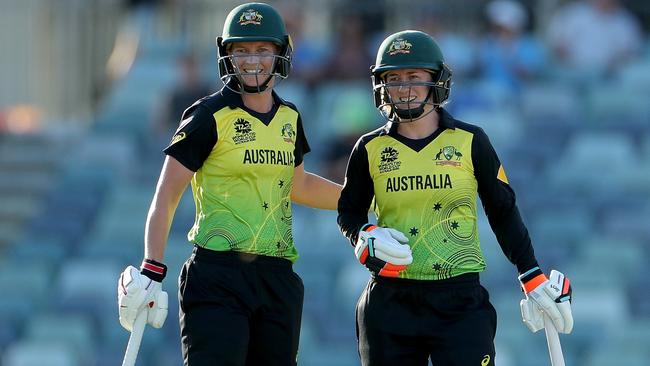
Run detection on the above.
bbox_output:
[371,30,452,122]
[217,2,293,93]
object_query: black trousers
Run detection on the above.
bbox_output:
[179,247,304,366]
[356,273,497,366]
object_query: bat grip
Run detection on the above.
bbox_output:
[122,310,148,366]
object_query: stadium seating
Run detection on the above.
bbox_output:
[0,3,648,365]
[2,341,81,366]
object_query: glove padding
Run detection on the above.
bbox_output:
[519,268,573,334]
[519,297,545,332]
[355,225,412,277]
[118,265,168,331]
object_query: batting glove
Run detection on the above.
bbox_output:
[519,297,544,333]
[355,224,412,277]
[118,259,169,331]
[519,268,573,334]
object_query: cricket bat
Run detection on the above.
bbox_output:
[543,314,565,366]
[122,310,147,366]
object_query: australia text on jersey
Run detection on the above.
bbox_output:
[386,173,452,192]
[242,149,295,166]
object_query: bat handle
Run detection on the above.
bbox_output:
[122,310,148,366]
[543,315,565,366]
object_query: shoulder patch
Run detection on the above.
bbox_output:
[497,165,509,184]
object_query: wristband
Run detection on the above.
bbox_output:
[518,266,547,294]
[361,223,378,232]
[140,258,167,282]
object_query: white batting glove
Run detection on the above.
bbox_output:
[520,297,544,332]
[118,259,168,331]
[519,268,573,334]
[355,224,412,277]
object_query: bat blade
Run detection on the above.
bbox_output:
[122,310,147,366]
[543,315,565,366]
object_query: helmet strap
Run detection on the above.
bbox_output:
[393,87,433,122]
[222,56,279,94]
[240,74,273,93]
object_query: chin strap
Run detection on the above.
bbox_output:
[240,74,274,93]
[223,74,275,94]
[392,87,434,121]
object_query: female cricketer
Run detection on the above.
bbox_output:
[118,3,341,365]
[337,30,573,366]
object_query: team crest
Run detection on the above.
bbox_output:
[239,9,263,25]
[232,118,256,144]
[388,38,412,55]
[281,123,296,144]
[434,145,462,166]
[379,147,401,173]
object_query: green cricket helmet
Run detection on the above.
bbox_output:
[371,30,452,122]
[217,2,293,93]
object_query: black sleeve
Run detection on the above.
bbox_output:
[337,138,374,246]
[293,114,311,167]
[163,104,218,172]
[472,128,539,274]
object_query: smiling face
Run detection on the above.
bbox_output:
[382,68,433,113]
[228,41,280,89]
[371,31,452,123]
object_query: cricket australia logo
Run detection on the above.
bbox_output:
[232,118,256,144]
[378,147,401,173]
[434,145,462,167]
[388,38,412,55]
[239,9,263,25]
[281,123,296,144]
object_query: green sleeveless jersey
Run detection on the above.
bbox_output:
[164,86,310,262]
[338,109,538,280]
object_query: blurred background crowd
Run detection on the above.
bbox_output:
[1,0,649,365]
